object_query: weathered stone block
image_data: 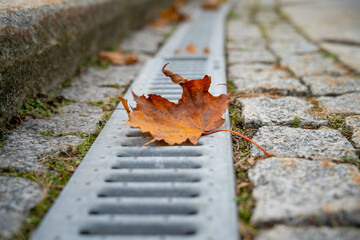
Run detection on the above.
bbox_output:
[249,157,360,226]
[0,177,43,239]
[251,126,357,160]
[239,97,326,128]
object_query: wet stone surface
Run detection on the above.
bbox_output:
[228,50,276,64]
[345,115,360,148]
[233,77,307,96]
[251,126,357,160]
[17,103,103,135]
[318,92,360,114]
[0,177,43,239]
[239,97,326,128]
[249,157,360,227]
[281,54,347,77]
[0,133,83,172]
[256,225,360,240]
[303,75,360,96]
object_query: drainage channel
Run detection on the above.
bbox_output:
[32,2,238,240]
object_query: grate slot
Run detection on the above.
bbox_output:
[104,173,201,183]
[88,204,198,215]
[79,223,197,236]
[97,187,200,198]
[111,161,202,169]
[117,150,203,158]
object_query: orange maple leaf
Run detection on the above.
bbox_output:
[119,64,272,156]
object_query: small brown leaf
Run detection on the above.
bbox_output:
[99,51,138,65]
[174,49,181,54]
[202,0,227,10]
[162,63,190,84]
[203,48,210,54]
[186,42,198,54]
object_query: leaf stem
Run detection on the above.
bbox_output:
[203,129,273,157]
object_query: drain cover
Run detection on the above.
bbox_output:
[32,3,239,240]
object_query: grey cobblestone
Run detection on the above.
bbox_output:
[0,177,43,239]
[270,41,318,57]
[227,21,263,41]
[17,103,103,135]
[318,92,360,114]
[59,55,150,102]
[228,50,276,64]
[345,115,360,148]
[256,225,360,240]
[120,29,164,54]
[251,126,357,160]
[303,75,360,96]
[281,54,347,77]
[0,133,83,172]
[228,64,286,80]
[239,97,327,128]
[233,76,307,96]
[227,38,267,51]
[249,157,360,227]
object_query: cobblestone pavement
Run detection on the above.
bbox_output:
[228,0,360,239]
[0,21,174,238]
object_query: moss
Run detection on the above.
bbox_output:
[227,9,241,20]
[18,94,74,118]
[78,55,110,71]
[292,116,300,128]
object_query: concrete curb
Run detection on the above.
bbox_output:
[0,0,171,126]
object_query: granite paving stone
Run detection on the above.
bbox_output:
[251,126,357,160]
[270,40,318,57]
[227,38,267,51]
[233,77,307,96]
[267,23,305,41]
[281,54,347,77]
[318,92,360,114]
[303,75,360,96]
[256,225,360,240]
[321,43,360,72]
[120,29,164,54]
[0,133,84,172]
[239,97,326,128]
[345,115,360,148]
[17,103,103,135]
[228,64,285,80]
[227,22,263,41]
[228,50,276,64]
[60,55,150,102]
[0,177,43,239]
[249,157,360,226]
[60,86,119,102]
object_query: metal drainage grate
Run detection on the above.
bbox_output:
[32,2,238,240]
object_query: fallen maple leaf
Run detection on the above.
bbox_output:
[118,64,272,157]
[148,1,187,28]
[186,42,198,53]
[162,63,190,84]
[202,0,227,10]
[99,51,138,65]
